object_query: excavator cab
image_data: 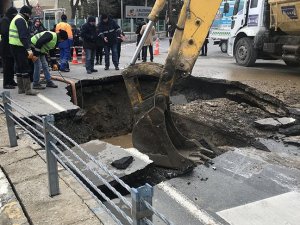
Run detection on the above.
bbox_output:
[122,0,222,173]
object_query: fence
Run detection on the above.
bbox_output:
[0,91,175,225]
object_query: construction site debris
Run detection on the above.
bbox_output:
[111,156,134,170]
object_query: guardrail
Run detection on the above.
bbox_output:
[0,91,175,225]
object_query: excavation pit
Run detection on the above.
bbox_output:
[51,69,296,200]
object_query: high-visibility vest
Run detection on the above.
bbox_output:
[9,14,28,46]
[31,31,57,54]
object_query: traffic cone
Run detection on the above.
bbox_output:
[154,38,160,55]
[72,48,79,64]
[81,48,86,64]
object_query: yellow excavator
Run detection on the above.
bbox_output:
[122,0,222,173]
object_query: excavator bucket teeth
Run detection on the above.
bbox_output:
[132,106,213,173]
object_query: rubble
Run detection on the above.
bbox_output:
[283,136,300,146]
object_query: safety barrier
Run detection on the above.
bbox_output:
[0,91,176,225]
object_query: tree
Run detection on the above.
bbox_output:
[70,0,81,19]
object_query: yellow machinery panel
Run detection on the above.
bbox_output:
[175,0,222,73]
[269,0,300,35]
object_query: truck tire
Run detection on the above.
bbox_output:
[234,37,257,67]
[220,41,228,53]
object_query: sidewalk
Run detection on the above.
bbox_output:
[0,111,114,225]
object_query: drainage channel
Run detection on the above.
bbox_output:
[53,74,297,202]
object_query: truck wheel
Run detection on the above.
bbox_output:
[234,37,257,67]
[284,60,300,67]
[220,41,227,53]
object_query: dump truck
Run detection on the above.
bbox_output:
[210,0,235,53]
[228,0,300,66]
[122,0,222,173]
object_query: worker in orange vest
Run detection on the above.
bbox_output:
[55,14,73,72]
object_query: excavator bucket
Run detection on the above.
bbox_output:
[123,63,216,173]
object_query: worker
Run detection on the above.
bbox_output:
[55,14,73,72]
[98,14,121,71]
[31,30,68,89]
[9,5,37,95]
[80,16,98,74]
[0,6,18,89]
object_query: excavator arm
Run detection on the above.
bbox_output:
[122,0,222,173]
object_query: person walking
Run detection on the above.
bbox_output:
[135,21,145,60]
[31,30,68,89]
[80,16,98,74]
[55,14,73,72]
[98,14,121,70]
[140,22,156,62]
[9,5,37,95]
[0,6,18,89]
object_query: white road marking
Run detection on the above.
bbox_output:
[124,147,222,224]
[157,182,223,225]
[217,191,300,225]
[37,94,66,111]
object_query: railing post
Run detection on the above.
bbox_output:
[131,183,153,225]
[43,114,60,197]
[2,91,18,147]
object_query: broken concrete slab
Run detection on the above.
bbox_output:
[277,117,296,127]
[254,118,281,130]
[65,140,152,187]
[283,136,300,146]
[288,107,300,116]
[279,125,300,136]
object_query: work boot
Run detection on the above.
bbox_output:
[11,80,18,86]
[17,76,25,94]
[23,77,38,96]
[46,81,58,88]
[33,83,46,89]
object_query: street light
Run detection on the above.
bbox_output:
[97,0,100,18]
[121,0,123,28]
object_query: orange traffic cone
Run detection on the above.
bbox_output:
[72,48,79,64]
[81,48,86,64]
[154,38,160,55]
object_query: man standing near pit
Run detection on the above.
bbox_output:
[55,14,73,72]
[31,30,69,89]
[98,14,121,70]
[81,16,98,74]
[9,5,37,95]
[1,7,18,89]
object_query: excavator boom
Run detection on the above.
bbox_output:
[122,0,222,173]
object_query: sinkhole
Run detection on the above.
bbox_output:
[53,66,291,200]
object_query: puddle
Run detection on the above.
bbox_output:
[102,134,133,149]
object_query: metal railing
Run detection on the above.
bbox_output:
[1,91,175,225]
